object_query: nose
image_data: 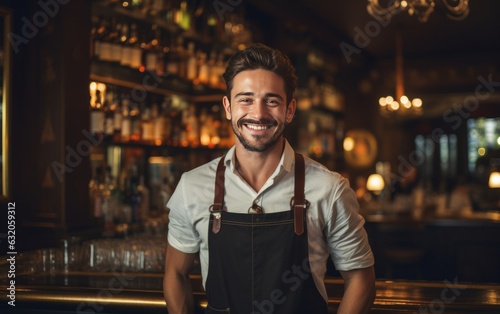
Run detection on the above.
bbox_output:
[250,100,267,119]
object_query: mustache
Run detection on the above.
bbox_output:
[237,118,278,128]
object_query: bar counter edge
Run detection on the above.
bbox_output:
[1,272,500,313]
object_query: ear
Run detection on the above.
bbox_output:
[222,96,232,120]
[285,98,296,124]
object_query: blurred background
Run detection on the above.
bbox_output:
[0,0,500,288]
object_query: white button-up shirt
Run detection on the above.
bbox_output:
[167,140,374,301]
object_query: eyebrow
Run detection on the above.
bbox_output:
[234,92,284,101]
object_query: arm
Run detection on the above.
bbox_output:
[337,266,376,314]
[163,242,197,314]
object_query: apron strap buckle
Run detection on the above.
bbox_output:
[290,197,310,236]
[209,204,224,234]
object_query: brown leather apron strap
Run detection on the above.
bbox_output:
[210,156,226,234]
[211,153,307,235]
[292,153,307,235]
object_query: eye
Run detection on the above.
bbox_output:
[239,98,252,104]
[266,99,281,106]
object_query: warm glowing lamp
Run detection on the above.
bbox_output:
[366,174,385,194]
[489,172,500,188]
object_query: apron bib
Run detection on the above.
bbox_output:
[205,153,328,314]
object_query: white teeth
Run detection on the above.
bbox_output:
[246,124,268,130]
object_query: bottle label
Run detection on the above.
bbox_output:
[90,111,105,133]
[154,118,165,141]
[105,117,114,136]
[114,112,123,131]
[111,44,122,63]
[187,57,197,81]
[146,53,158,72]
[100,42,112,62]
[121,47,132,66]
[121,119,131,137]
[94,40,101,58]
[130,48,142,69]
[130,118,142,141]
[142,122,154,141]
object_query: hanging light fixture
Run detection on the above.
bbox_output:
[367,0,469,23]
[378,30,422,117]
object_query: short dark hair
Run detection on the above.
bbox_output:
[223,44,298,104]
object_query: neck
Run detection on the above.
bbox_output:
[234,139,285,192]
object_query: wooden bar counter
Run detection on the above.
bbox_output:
[1,271,499,313]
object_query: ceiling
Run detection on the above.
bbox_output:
[294,0,500,60]
[248,0,500,117]
[250,0,500,61]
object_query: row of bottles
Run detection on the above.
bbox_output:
[91,0,251,89]
[92,17,229,89]
[89,82,235,148]
[101,0,225,36]
[89,162,174,231]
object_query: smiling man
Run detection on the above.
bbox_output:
[163,44,375,314]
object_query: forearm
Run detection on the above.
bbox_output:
[163,272,194,314]
[338,267,376,314]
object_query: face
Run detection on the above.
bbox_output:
[223,69,296,152]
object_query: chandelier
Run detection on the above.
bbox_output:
[367,0,469,23]
[378,31,422,117]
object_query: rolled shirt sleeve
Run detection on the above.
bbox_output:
[167,174,202,254]
[326,177,374,271]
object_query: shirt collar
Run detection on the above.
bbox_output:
[224,139,295,175]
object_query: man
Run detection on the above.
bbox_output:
[164,44,375,314]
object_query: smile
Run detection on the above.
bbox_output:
[245,123,271,130]
[239,118,277,131]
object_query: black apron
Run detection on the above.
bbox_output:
[205,153,328,314]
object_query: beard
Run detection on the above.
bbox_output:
[232,118,285,152]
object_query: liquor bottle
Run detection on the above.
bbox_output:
[170,106,182,146]
[141,104,155,144]
[184,104,199,147]
[205,12,218,42]
[99,19,113,62]
[109,19,123,64]
[112,93,123,142]
[178,0,191,31]
[89,166,103,219]
[90,15,101,59]
[152,101,163,145]
[121,99,131,142]
[214,53,226,89]
[208,51,218,88]
[165,36,179,76]
[129,102,142,141]
[90,88,105,141]
[103,88,115,142]
[161,96,172,144]
[186,42,197,82]
[210,110,221,147]
[156,28,169,76]
[102,166,116,232]
[199,108,210,146]
[198,51,209,85]
[119,23,131,67]
[144,24,159,72]
[130,181,141,223]
[128,23,143,70]
[124,160,140,223]
[176,36,187,79]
